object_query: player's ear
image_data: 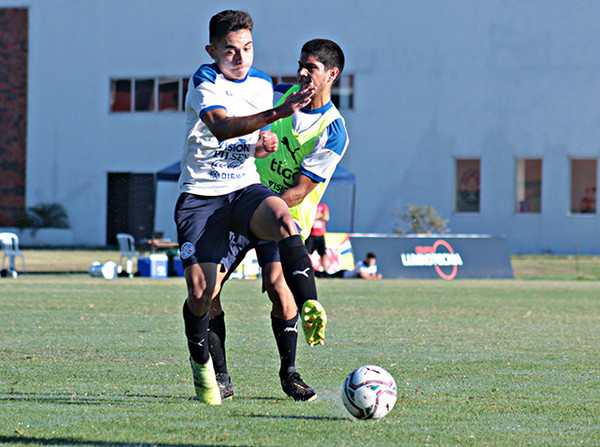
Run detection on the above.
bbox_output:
[328,67,340,85]
[205,44,216,60]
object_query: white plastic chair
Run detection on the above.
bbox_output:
[116,233,137,277]
[0,232,26,272]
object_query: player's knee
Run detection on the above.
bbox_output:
[265,276,285,297]
[277,213,298,238]
[187,286,214,312]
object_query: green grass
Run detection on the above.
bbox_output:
[14,249,600,280]
[1,253,599,445]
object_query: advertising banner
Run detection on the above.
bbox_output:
[348,234,514,280]
[309,232,355,273]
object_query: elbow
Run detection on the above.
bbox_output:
[211,129,230,143]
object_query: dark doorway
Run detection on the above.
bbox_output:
[106,173,155,245]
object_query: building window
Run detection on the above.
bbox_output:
[181,78,189,112]
[134,79,155,112]
[570,159,597,214]
[516,158,542,213]
[455,159,481,212]
[158,78,180,111]
[110,79,132,112]
[270,74,355,110]
[110,77,189,113]
[331,74,354,110]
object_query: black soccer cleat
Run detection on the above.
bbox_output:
[280,372,317,402]
[216,373,234,400]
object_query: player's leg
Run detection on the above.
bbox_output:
[317,237,329,272]
[175,192,233,405]
[206,232,254,400]
[183,262,222,405]
[230,185,326,346]
[208,295,233,400]
[249,196,326,346]
[261,257,317,401]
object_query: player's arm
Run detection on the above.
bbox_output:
[359,271,381,280]
[321,205,330,222]
[280,174,319,208]
[357,266,382,280]
[202,86,315,142]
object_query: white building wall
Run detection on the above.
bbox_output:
[1,0,599,253]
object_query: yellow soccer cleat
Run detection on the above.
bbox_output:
[301,299,327,347]
[189,357,222,405]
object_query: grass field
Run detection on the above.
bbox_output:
[1,252,599,446]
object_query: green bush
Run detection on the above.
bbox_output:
[394,203,449,234]
[15,203,70,235]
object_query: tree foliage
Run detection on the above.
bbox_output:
[394,203,448,234]
[15,203,70,233]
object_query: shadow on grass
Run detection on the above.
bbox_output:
[2,391,332,407]
[0,391,190,406]
[247,413,346,421]
[0,436,236,447]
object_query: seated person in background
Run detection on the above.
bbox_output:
[316,252,382,279]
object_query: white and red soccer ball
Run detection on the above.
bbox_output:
[341,365,397,420]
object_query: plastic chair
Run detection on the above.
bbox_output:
[0,232,26,272]
[116,233,137,277]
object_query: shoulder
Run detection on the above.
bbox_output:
[275,83,295,94]
[274,83,295,104]
[247,67,274,86]
[192,63,219,88]
[322,115,348,155]
[325,105,348,138]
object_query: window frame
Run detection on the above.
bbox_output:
[110,76,188,113]
[454,158,481,213]
[515,157,542,214]
[569,158,597,215]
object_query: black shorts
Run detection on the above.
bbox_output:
[220,234,281,285]
[305,235,327,256]
[174,184,277,268]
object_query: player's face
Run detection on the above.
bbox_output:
[297,53,335,96]
[206,29,253,81]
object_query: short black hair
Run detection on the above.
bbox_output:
[209,10,253,45]
[366,252,377,259]
[301,39,345,78]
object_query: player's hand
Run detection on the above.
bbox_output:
[255,130,279,158]
[276,85,316,118]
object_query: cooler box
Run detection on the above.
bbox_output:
[137,254,168,278]
[171,256,184,277]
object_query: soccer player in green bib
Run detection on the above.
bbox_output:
[208,38,349,402]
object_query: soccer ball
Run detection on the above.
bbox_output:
[341,365,397,420]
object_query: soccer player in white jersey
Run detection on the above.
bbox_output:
[176,10,326,405]
[207,39,349,402]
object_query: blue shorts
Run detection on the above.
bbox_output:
[174,184,277,268]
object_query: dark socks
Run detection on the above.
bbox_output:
[278,235,318,311]
[182,301,210,364]
[208,312,229,378]
[272,313,299,378]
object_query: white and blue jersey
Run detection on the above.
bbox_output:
[345,260,378,278]
[273,84,349,189]
[178,63,274,196]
